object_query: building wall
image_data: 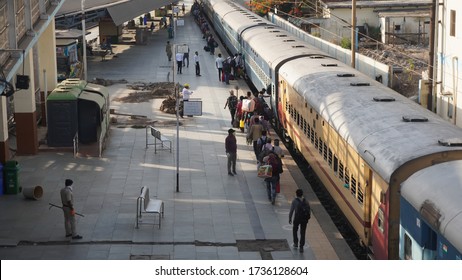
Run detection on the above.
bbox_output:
[436,0,462,127]
[323,7,380,43]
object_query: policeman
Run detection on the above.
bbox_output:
[60,179,82,239]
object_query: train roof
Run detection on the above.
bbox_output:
[211,1,269,33]
[279,58,462,182]
[401,160,462,253]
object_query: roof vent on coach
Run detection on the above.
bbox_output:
[309,55,324,59]
[402,115,429,122]
[373,97,396,102]
[265,26,276,29]
[292,45,306,48]
[337,73,355,77]
[350,82,370,86]
[322,63,338,67]
[438,138,462,146]
[283,40,296,42]
[269,30,281,33]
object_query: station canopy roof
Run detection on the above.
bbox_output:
[58,0,175,26]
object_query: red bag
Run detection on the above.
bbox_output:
[276,182,280,193]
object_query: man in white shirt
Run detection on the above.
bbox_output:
[176,52,184,74]
[180,83,193,118]
[215,53,224,81]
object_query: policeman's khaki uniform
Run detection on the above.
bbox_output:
[60,185,76,236]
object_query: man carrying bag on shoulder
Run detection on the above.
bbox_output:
[289,189,311,252]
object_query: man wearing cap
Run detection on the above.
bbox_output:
[180,84,193,118]
[225,128,237,176]
[60,179,82,239]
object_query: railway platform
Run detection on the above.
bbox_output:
[0,1,355,260]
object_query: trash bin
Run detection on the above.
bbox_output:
[23,186,43,200]
[4,160,20,195]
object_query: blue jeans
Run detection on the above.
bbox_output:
[265,175,278,201]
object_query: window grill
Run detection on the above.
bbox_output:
[323,143,327,160]
[358,183,364,206]
[318,139,323,155]
[351,175,357,197]
[339,162,344,180]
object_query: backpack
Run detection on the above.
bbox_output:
[256,137,268,154]
[258,146,273,163]
[228,95,238,110]
[274,154,283,174]
[296,198,311,222]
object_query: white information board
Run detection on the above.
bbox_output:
[184,99,202,116]
[177,44,189,53]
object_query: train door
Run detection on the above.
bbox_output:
[363,164,373,246]
[278,78,288,130]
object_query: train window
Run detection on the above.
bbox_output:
[328,149,333,167]
[307,123,311,138]
[322,121,324,127]
[310,108,313,114]
[312,119,316,129]
[297,112,300,126]
[333,155,338,172]
[310,128,314,143]
[303,119,307,135]
[315,135,319,149]
[357,183,364,206]
[344,168,350,186]
[316,114,319,120]
[339,162,344,179]
[318,139,323,154]
[323,143,327,160]
[351,175,357,197]
[305,102,308,108]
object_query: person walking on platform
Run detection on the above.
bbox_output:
[180,83,193,118]
[289,189,311,252]
[176,52,184,74]
[194,51,201,76]
[166,41,172,61]
[264,153,282,205]
[60,179,82,240]
[215,54,224,81]
[183,46,190,68]
[225,128,238,176]
[247,117,263,159]
[224,90,238,125]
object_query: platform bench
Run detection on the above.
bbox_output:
[136,186,164,229]
[146,126,172,153]
[92,48,110,61]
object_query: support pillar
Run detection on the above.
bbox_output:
[14,51,38,155]
[0,96,10,163]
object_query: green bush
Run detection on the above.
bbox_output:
[340,37,351,49]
